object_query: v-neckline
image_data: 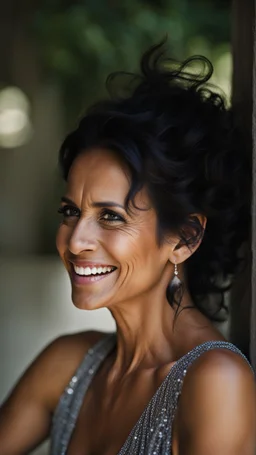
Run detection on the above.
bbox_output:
[89,335,216,454]
[115,344,178,453]
[65,334,237,455]
[75,333,178,454]
[94,336,236,454]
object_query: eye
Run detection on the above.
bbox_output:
[100,209,125,223]
[58,205,80,218]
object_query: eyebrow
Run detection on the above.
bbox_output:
[61,196,125,210]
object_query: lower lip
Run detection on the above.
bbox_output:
[71,268,116,285]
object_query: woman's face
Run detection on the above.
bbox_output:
[56,147,172,310]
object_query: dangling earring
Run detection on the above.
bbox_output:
[170,262,182,289]
[168,261,183,308]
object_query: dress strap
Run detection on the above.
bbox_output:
[50,332,116,455]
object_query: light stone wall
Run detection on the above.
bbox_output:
[0,255,115,455]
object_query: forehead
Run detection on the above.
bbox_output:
[67,147,131,199]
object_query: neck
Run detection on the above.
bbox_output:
[108,287,198,380]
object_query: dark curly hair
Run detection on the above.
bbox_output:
[59,42,250,321]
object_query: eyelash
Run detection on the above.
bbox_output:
[99,209,125,223]
[57,205,79,218]
[57,205,125,223]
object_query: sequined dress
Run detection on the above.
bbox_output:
[50,333,252,454]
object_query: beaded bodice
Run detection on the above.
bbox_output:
[50,333,251,455]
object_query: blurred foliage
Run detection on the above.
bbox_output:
[33,0,231,125]
[12,0,232,253]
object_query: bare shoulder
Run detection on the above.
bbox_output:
[2,329,107,412]
[181,346,255,414]
[32,329,107,408]
[186,345,254,385]
[47,330,107,376]
[45,329,107,364]
[0,330,107,454]
[174,346,256,455]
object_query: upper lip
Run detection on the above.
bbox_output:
[70,260,117,268]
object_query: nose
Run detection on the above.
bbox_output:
[68,218,98,255]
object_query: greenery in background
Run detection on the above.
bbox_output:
[34,0,231,126]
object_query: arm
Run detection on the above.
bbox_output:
[0,330,104,455]
[174,349,256,455]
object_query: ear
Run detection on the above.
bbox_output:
[168,214,207,265]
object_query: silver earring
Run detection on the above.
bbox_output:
[170,262,182,288]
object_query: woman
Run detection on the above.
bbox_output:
[0,43,255,455]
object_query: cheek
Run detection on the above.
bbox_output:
[107,230,139,257]
[109,228,158,267]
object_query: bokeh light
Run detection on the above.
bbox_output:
[0,86,32,148]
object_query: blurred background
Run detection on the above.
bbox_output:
[0,1,234,453]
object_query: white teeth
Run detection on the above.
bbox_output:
[74,265,115,276]
[85,267,91,275]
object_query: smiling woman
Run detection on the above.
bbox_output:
[56,147,175,313]
[0,42,255,455]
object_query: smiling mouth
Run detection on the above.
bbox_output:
[73,264,117,277]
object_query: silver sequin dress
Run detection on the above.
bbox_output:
[50,333,252,454]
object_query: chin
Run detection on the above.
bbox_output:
[71,289,108,311]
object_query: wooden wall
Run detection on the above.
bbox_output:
[231,0,255,369]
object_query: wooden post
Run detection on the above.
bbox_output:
[231,0,255,368]
[252,1,256,372]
